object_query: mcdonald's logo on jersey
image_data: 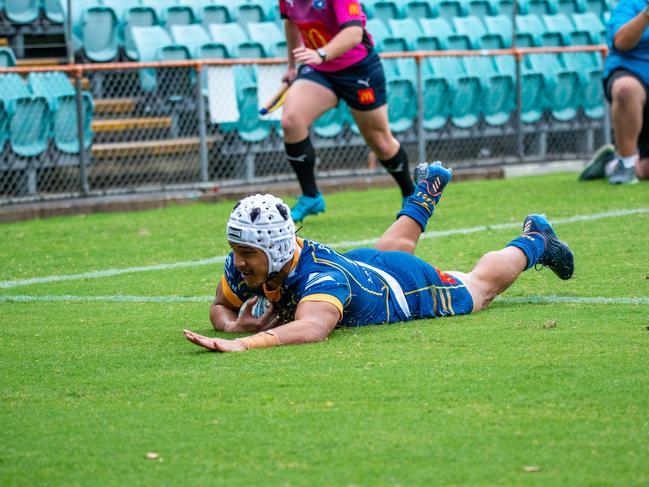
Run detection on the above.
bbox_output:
[357,88,376,105]
[348,2,361,15]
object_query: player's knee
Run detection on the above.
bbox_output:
[366,132,397,159]
[613,78,644,107]
[281,111,306,137]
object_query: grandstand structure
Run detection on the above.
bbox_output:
[0,0,612,204]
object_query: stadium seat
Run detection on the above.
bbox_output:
[518,0,557,15]
[0,47,17,67]
[184,0,234,25]
[416,18,455,51]
[386,18,422,51]
[541,13,573,46]
[556,0,586,14]
[514,14,545,47]
[79,5,120,61]
[421,63,453,130]
[209,22,262,58]
[131,26,178,91]
[525,52,580,120]
[156,0,197,26]
[0,74,51,157]
[483,14,513,48]
[314,101,348,138]
[419,17,471,50]
[465,0,500,17]
[432,0,468,21]
[28,72,94,153]
[246,21,287,57]
[561,50,605,118]
[43,0,64,23]
[117,3,159,60]
[571,12,606,45]
[4,0,40,23]
[0,99,8,153]
[464,55,515,125]
[365,19,392,51]
[170,24,212,57]
[584,0,608,18]
[233,65,270,142]
[452,16,488,49]
[234,0,267,24]
[363,0,404,21]
[402,0,437,20]
[426,57,482,128]
[494,55,545,123]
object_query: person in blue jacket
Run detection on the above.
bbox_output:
[580,0,649,184]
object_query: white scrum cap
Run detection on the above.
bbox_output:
[226,194,296,277]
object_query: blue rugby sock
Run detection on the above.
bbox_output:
[397,187,439,232]
[507,232,546,270]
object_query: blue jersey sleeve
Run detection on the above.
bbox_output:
[294,268,351,319]
[220,252,246,308]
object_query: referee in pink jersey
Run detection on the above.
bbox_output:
[278,0,414,222]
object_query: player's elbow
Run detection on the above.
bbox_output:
[613,32,637,51]
[303,320,335,343]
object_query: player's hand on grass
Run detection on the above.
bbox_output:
[292,46,323,65]
[234,296,281,332]
[183,329,247,353]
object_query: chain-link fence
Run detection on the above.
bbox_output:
[0,46,609,205]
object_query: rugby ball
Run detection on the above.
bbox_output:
[239,296,270,318]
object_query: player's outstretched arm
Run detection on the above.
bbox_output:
[184,300,340,353]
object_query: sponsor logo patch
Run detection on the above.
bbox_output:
[227,226,242,239]
[348,2,361,15]
[357,87,376,105]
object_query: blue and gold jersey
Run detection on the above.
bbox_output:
[220,238,474,327]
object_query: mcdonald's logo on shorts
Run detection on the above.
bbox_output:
[348,2,361,15]
[357,88,376,105]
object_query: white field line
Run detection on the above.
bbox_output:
[1,207,648,290]
[1,294,647,306]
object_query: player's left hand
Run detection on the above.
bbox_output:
[183,329,247,352]
[292,46,323,65]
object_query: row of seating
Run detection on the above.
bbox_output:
[0,72,93,158]
[0,0,64,24]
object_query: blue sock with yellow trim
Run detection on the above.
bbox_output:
[507,233,546,270]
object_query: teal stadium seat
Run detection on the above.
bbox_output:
[0,47,17,67]
[80,5,120,61]
[452,16,488,49]
[555,0,586,14]
[5,0,40,23]
[421,60,454,130]
[514,14,544,47]
[561,50,605,118]
[427,57,482,128]
[386,18,421,51]
[246,21,287,57]
[432,0,468,21]
[584,0,609,18]
[571,12,606,45]
[181,0,232,25]
[43,0,64,23]
[464,55,515,125]
[416,18,455,50]
[0,74,51,157]
[234,0,268,25]
[365,18,392,51]
[484,14,512,48]
[28,72,94,154]
[494,55,545,123]
[465,0,500,17]
[233,65,270,142]
[541,13,573,46]
[526,53,580,121]
[147,0,197,26]
[131,25,179,91]
[402,0,437,20]
[518,0,557,15]
[363,0,405,21]
[209,22,263,58]
[112,1,159,60]
[313,101,349,138]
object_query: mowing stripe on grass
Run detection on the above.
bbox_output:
[1,294,648,306]
[1,207,648,290]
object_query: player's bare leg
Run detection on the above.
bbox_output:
[451,214,574,312]
[352,105,414,200]
[376,162,452,254]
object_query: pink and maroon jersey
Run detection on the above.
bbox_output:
[279,0,374,72]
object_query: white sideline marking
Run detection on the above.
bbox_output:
[1,294,648,306]
[1,207,648,290]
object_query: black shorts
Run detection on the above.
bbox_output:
[296,51,387,111]
[603,69,649,158]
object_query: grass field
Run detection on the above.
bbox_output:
[1,173,648,486]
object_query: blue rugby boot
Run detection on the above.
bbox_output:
[521,214,574,280]
[291,192,325,222]
[397,161,452,231]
